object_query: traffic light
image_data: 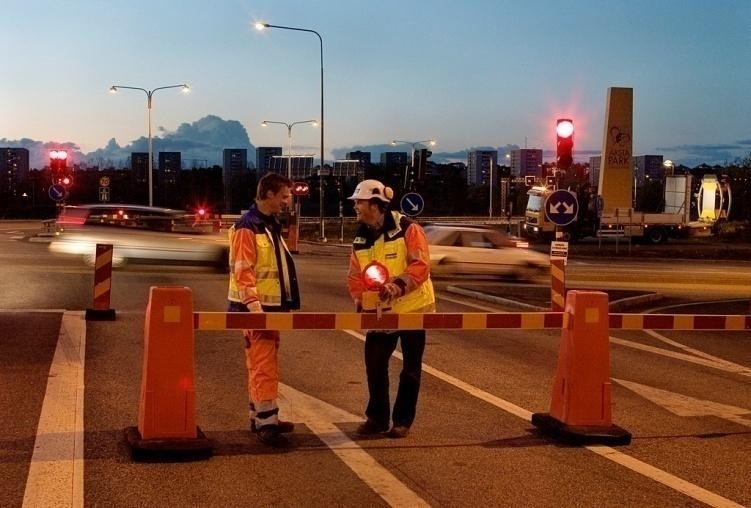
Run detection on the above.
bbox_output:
[525,175,535,187]
[414,148,432,181]
[49,150,68,176]
[556,119,574,171]
[546,175,556,187]
[291,181,310,196]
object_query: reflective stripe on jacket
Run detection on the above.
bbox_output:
[347,210,435,314]
[228,205,300,311]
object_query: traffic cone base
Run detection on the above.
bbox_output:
[124,426,212,462]
[531,412,631,446]
[85,308,116,321]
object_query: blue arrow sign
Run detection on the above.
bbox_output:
[48,184,67,202]
[400,192,424,217]
[544,189,579,226]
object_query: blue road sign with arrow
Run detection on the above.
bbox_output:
[544,189,578,226]
[400,192,424,217]
[48,183,67,202]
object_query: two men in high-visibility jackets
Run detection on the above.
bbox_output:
[347,179,436,439]
[228,172,300,448]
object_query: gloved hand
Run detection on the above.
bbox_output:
[246,301,263,313]
[379,282,403,302]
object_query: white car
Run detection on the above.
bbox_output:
[424,224,550,280]
[48,204,228,269]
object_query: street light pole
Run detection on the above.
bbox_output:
[261,119,318,179]
[255,21,325,240]
[489,157,493,218]
[391,139,435,191]
[109,84,189,207]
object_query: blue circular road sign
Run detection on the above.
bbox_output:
[400,192,425,217]
[48,183,67,202]
[544,189,579,226]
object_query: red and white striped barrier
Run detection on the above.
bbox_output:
[193,311,751,331]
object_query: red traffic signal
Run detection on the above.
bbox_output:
[291,181,310,196]
[50,150,68,174]
[556,119,574,171]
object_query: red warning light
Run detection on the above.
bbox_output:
[291,181,310,196]
[362,261,389,291]
[556,119,574,138]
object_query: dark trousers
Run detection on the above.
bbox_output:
[364,329,426,428]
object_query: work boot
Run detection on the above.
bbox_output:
[251,420,295,434]
[387,425,410,439]
[256,425,290,448]
[356,419,389,435]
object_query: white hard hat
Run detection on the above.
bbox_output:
[348,179,394,203]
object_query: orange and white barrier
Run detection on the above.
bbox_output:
[125,286,212,460]
[610,313,750,331]
[193,311,566,331]
[193,311,751,331]
[550,258,565,312]
[533,290,632,445]
[85,243,116,321]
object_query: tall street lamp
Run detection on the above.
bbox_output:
[391,139,436,190]
[260,119,318,179]
[109,83,190,207]
[255,21,326,241]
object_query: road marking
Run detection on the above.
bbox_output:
[0,309,67,314]
[341,322,743,507]
[23,311,85,508]
[613,378,751,428]
[642,329,751,377]
[610,336,751,376]
[437,293,502,312]
[585,446,744,508]
[278,384,429,507]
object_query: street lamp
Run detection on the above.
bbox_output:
[391,139,436,190]
[663,159,675,176]
[109,83,190,207]
[260,120,318,179]
[255,21,326,241]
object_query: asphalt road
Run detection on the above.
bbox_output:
[0,223,749,507]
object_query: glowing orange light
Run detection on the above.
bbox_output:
[362,261,389,290]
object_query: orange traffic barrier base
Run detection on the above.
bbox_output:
[532,290,631,446]
[85,243,116,321]
[125,286,212,461]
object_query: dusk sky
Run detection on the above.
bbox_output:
[1,0,749,167]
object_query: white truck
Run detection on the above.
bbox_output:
[524,174,714,243]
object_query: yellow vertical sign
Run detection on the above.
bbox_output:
[598,87,633,213]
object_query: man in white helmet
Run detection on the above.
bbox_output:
[346,179,435,439]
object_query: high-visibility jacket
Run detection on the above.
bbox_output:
[228,205,300,311]
[347,210,435,314]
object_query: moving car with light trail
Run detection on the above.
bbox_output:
[48,204,228,269]
[424,224,549,280]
